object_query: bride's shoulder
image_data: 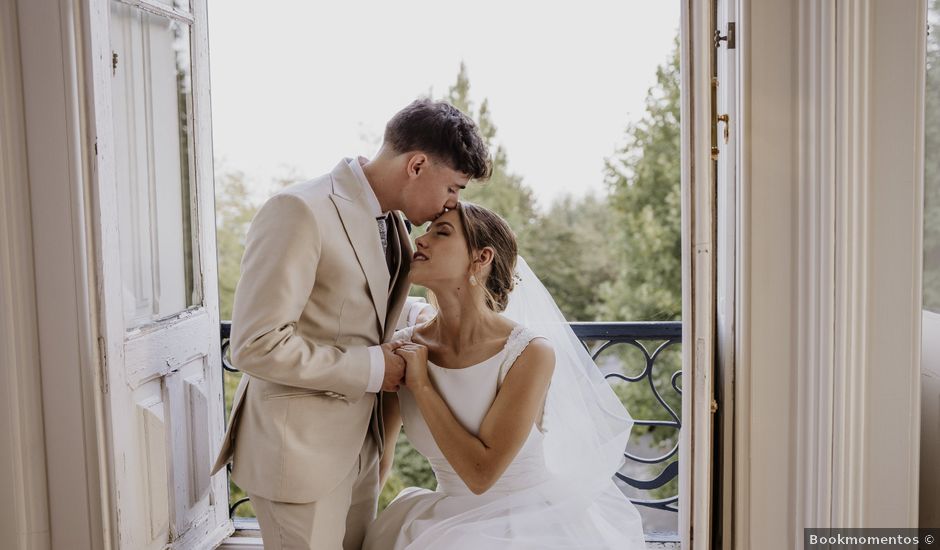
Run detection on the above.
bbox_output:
[500,330,555,384]
[518,330,554,355]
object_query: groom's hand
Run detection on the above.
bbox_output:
[380,342,406,392]
[395,343,430,390]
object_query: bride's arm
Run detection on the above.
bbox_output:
[379,391,402,488]
[397,341,554,495]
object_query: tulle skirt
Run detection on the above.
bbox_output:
[362,477,646,550]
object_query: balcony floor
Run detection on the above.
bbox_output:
[220,519,681,549]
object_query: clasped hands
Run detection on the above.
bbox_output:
[380,341,430,392]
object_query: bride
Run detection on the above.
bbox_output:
[363,202,646,549]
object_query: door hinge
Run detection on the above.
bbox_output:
[97,336,109,394]
[714,22,736,49]
[711,78,720,160]
[710,399,719,414]
[112,51,119,75]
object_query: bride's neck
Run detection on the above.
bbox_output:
[429,289,498,352]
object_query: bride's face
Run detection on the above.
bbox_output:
[410,209,472,288]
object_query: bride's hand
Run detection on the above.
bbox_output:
[394,343,430,389]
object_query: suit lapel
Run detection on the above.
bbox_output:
[329,162,390,329]
[384,213,414,341]
[386,216,402,290]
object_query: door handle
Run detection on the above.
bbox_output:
[717,114,730,144]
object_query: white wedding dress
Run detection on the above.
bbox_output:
[362,323,647,550]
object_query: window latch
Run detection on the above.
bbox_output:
[714,22,736,49]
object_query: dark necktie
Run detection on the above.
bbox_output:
[377,213,394,273]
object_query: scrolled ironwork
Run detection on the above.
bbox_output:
[229,496,251,517]
[220,320,682,516]
[570,321,682,513]
[220,321,237,373]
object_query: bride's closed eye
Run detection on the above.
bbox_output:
[426,222,452,236]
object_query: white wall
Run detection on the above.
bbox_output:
[737,0,925,546]
[735,0,798,545]
[0,1,51,548]
[14,0,108,548]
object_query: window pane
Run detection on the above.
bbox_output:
[111,3,200,328]
[926,0,940,313]
[151,0,191,12]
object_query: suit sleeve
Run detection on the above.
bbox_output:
[229,193,371,401]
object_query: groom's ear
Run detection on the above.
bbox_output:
[406,153,429,178]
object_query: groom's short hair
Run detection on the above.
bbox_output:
[384,99,492,180]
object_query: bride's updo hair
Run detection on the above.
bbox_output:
[455,202,518,312]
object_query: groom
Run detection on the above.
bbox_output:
[211,99,491,550]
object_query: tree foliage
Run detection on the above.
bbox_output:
[924,0,940,311]
[600,39,682,323]
[215,170,258,321]
[445,62,540,239]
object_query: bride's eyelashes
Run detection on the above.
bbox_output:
[422,223,451,236]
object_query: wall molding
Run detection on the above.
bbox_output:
[794,0,925,532]
[16,0,109,547]
[795,0,838,534]
[831,0,873,527]
[0,1,52,547]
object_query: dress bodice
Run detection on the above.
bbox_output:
[394,324,551,496]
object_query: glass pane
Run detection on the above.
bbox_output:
[926,0,940,312]
[151,0,191,12]
[111,3,200,328]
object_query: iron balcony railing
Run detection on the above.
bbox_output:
[569,321,681,513]
[221,320,681,517]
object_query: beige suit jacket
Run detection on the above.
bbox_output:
[210,159,413,503]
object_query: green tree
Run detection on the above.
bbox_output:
[597,41,683,461]
[924,0,940,311]
[215,170,260,320]
[214,168,262,517]
[379,431,437,510]
[444,63,540,239]
[524,194,620,321]
[440,63,619,321]
[600,40,682,324]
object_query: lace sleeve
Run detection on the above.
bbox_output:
[498,326,548,384]
[391,325,416,344]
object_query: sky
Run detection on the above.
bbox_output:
[207,1,680,209]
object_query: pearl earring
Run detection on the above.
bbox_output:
[469,274,478,286]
